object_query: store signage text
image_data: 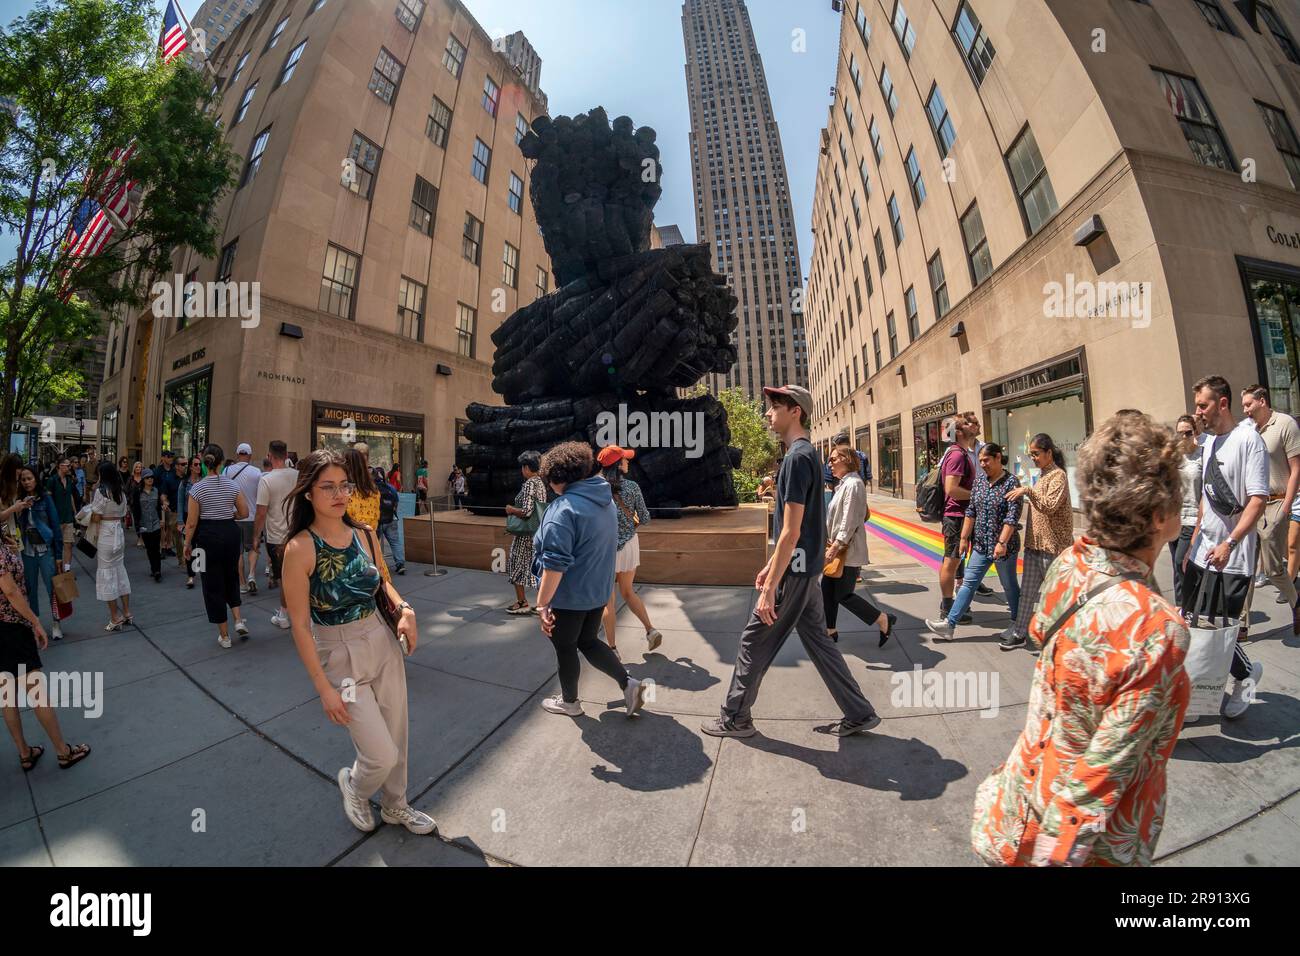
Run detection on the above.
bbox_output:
[1266,224,1300,250]
[1042,275,1151,328]
[912,395,957,424]
[314,404,423,433]
[257,370,306,385]
[172,348,206,372]
[983,356,1083,404]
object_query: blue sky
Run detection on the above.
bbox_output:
[1,0,839,282]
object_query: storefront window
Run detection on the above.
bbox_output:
[989,389,1087,508]
[313,403,424,490]
[1248,276,1300,415]
[854,426,871,484]
[162,368,211,459]
[876,417,902,495]
[100,408,118,459]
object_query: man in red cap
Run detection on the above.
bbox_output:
[702,385,880,738]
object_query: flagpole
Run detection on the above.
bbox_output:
[168,1,218,78]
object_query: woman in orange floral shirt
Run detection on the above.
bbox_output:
[972,412,1190,866]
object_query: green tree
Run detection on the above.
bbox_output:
[0,0,237,428]
[687,384,779,500]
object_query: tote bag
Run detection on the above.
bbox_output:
[1182,569,1238,719]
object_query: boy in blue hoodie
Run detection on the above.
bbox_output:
[532,441,647,718]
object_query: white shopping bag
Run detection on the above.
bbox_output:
[1182,570,1238,719]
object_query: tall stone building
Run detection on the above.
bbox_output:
[192,0,264,53]
[97,0,551,489]
[682,0,806,398]
[807,0,1300,500]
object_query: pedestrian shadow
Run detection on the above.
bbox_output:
[1175,691,1300,764]
[580,708,713,792]
[859,581,929,596]
[744,730,969,801]
[627,654,719,692]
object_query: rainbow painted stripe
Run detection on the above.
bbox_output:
[864,509,1024,574]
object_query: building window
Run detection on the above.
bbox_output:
[233,80,257,125]
[869,116,883,162]
[516,112,528,145]
[873,329,882,371]
[462,213,482,265]
[228,50,250,89]
[536,267,548,298]
[456,302,476,357]
[177,268,198,331]
[891,1,916,58]
[905,286,919,340]
[471,138,491,184]
[319,244,358,319]
[879,64,899,117]
[1006,127,1059,236]
[240,125,270,187]
[874,228,887,274]
[410,176,438,235]
[397,277,425,340]
[858,156,872,195]
[849,53,863,93]
[345,131,381,199]
[962,202,992,286]
[482,76,500,117]
[887,193,904,245]
[952,2,996,87]
[1194,0,1236,34]
[851,191,862,227]
[1152,69,1234,171]
[443,34,467,76]
[904,148,926,207]
[395,0,424,31]
[276,40,306,88]
[928,251,950,319]
[308,0,328,15]
[217,240,237,282]
[1260,2,1300,64]
[508,172,524,213]
[503,242,519,288]
[369,48,403,104]
[886,311,898,359]
[264,16,288,52]
[925,84,956,157]
[855,2,870,42]
[426,97,451,147]
[1258,102,1300,188]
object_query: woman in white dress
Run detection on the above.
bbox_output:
[90,462,132,631]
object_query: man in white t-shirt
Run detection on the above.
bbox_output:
[223,442,263,594]
[253,440,298,629]
[1184,375,1267,719]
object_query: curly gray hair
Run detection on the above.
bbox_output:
[1076,412,1183,552]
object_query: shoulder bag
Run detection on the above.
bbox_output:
[1203,433,1243,520]
[363,527,406,653]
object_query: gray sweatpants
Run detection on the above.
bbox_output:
[721,573,876,724]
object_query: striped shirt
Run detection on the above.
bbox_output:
[188,474,241,520]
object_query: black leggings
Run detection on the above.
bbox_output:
[195,519,242,625]
[821,567,885,631]
[550,607,628,702]
[142,529,161,576]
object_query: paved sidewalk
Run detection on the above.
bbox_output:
[1,519,1298,866]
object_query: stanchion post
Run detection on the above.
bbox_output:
[424,498,447,577]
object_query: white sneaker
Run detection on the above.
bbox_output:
[270,610,291,629]
[380,804,438,835]
[337,767,376,832]
[624,677,648,717]
[51,622,64,641]
[239,582,251,594]
[541,695,583,716]
[234,619,250,639]
[925,617,955,641]
[1222,662,1264,720]
[646,629,663,652]
[218,633,232,649]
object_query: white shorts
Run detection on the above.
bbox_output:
[615,533,641,574]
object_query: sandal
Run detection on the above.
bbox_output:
[122,615,133,626]
[105,619,124,632]
[20,744,44,772]
[57,743,90,769]
[506,601,530,615]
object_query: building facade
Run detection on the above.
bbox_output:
[192,0,264,53]
[807,0,1300,502]
[682,0,807,398]
[98,0,551,489]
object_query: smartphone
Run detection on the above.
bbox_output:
[399,634,410,656]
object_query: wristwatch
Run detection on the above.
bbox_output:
[397,602,413,613]
[1226,538,1239,552]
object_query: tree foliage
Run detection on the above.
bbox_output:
[686,384,779,500]
[0,0,237,426]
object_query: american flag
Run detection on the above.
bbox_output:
[96,144,137,225]
[160,0,188,63]
[66,198,114,261]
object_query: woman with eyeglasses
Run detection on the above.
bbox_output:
[183,444,250,649]
[1168,415,1203,609]
[280,450,433,836]
[1000,434,1073,652]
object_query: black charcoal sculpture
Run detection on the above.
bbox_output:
[458,107,743,512]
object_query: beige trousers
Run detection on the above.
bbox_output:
[314,612,409,809]
[1242,499,1297,624]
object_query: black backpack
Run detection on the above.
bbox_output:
[378,482,398,526]
[916,447,962,523]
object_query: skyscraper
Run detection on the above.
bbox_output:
[682,0,806,398]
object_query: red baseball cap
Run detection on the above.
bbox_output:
[597,445,636,468]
